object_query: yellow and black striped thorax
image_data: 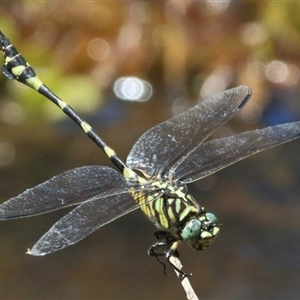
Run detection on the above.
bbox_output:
[130,179,199,231]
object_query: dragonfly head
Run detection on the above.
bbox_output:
[181,212,220,251]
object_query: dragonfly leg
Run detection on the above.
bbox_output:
[148,231,192,277]
[148,231,178,275]
[148,241,168,275]
[165,242,192,278]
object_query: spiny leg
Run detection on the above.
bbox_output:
[0,30,135,179]
[148,231,192,277]
[148,242,168,275]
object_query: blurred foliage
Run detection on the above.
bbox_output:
[0,2,300,300]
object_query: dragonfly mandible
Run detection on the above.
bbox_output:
[0,30,300,275]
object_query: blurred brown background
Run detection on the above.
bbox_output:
[0,1,300,299]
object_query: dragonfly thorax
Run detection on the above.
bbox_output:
[137,178,219,245]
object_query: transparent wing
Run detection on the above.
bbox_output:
[28,187,162,256]
[126,86,251,177]
[0,165,128,219]
[173,122,300,184]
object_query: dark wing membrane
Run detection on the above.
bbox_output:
[0,166,128,219]
[126,86,251,177]
[28,187,163,256]
[173,122,300,184]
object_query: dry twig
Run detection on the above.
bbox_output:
[170,256,199,300]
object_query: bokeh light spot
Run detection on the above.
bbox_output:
[87,38,110,61]
[113,77,153,102]
[0,102,26,125]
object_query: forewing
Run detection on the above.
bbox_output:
[126,86,251,177]
[173,122,300,184]
[0,166,128,219]
[28,187,162,256]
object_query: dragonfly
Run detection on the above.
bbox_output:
[0,30,300,276]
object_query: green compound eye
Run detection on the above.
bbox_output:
[182,219,201,244]
[205,212,219,225]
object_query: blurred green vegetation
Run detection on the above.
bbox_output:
[0,2,300,300]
